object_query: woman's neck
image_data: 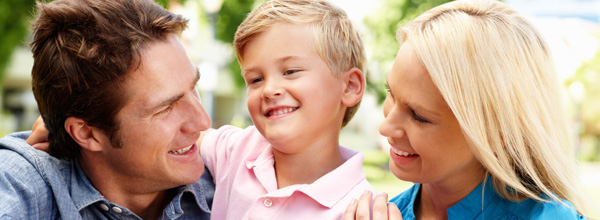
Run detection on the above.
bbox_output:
[416,168,487,220]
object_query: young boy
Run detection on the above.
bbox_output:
[199,0,375,219]
[27,0,376,218]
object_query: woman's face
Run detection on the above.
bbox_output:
[380,42,484,186]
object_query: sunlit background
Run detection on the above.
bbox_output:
[1,0,599,216]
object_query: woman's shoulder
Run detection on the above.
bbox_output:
[504,198,585,220]
[389,183,420,219]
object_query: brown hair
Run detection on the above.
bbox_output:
[234,0,365,127]
[30,0,188,159]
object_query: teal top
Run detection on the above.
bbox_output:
[389,177,585,220]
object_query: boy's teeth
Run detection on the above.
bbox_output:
[270,107,295,116]
[170,144,193,155]
[393,148,416,157]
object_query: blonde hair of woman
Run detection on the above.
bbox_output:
[398,0,590,216]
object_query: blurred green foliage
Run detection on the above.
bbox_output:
[566,48,600,161]
[363,0,452,104]
[0,0,189,84]
[0,0,36,84]
[215,0,263,89]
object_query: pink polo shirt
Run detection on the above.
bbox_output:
[201,125,375,220]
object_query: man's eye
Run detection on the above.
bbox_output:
[157,106,173,115]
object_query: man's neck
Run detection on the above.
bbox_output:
[78,154,176,219]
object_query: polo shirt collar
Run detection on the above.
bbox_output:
[245,145,367,208]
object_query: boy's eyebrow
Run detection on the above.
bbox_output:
[242,55,303,76]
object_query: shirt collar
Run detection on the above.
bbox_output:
[447,176,503,218]
[70,158,106,211]
[245,145,367,208]
[298,146,366,208]
[70,158,211,215]
[401,176,500,219]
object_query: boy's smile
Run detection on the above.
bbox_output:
[264,106,300,119]
[241,22,347,152]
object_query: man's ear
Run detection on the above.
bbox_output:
[64,117,105,152]
[341,67,365,107]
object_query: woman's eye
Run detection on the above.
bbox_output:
[410,109,430,124]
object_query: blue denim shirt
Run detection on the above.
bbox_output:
[0,131,214,220]
[389,176,585,220]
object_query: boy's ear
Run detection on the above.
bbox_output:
[64,117,106,152]
[341,67,365,107]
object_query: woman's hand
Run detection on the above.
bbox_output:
[344,190,402,220]
[26,116,50,153]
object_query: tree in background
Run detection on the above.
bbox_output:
[566,49,600,161]
[363,0,451,103]
[0,0,36,84]
[215,0,262,89]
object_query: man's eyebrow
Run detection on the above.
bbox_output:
[145,69,200,115]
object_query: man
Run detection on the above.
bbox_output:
[0,0,214,219]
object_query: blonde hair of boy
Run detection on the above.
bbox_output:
[234,0,365,127]
[397,0,591,216]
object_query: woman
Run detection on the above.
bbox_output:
[345,0,591,219]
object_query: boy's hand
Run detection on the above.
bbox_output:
[344,190,402,220]
[26,116,50,153]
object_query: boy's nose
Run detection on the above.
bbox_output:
[261,80,284,99]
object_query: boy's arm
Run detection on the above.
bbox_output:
[197,128,215,156]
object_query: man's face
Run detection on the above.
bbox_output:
[97,34,211,192]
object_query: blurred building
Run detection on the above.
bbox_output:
[1,46,37,132]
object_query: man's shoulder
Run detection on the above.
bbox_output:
[0,132,59,218]
[0,131,43,170]
[0,132,82,219]
[0,131,69,172]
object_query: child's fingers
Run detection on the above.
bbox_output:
[388,202,403,220]
[32,143,50,152]
[355,190,373,220]
[372,192,389,220]
[343,198,358,220]
[27,116,49,151]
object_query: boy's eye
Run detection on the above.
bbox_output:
[248,77,264,84]
[284,69,299,75]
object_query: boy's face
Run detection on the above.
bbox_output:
[95,35,211,191]
[241,23,347,151]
